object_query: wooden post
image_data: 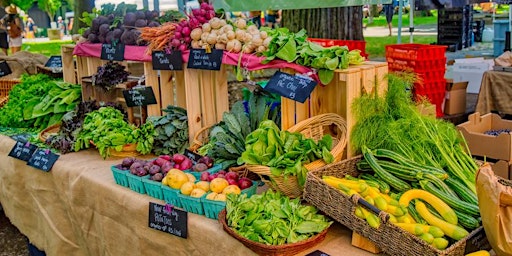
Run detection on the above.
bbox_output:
[144,62,161,116]
[61,44,76,84]
[159,70,174,110]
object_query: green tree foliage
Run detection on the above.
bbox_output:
[38,0,61,22]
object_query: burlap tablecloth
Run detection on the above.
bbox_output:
[475,70,512,115]
[0,135,375,256]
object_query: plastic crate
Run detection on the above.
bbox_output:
[143,178,164,200]
[126,173,149,194]
[307,38,368,59]
[111,165,129,187]
[385,44,447,61]
[413,79,447,117]
[179,194,205,215]
[389,67,446,84]
[387,57,447,73]
[184,164,222,180]
[161,185,183,208]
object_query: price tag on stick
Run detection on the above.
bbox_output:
[27,149,59,172]
[183,149,203,163]
[264,71,318,103]
[122,86,157,107]
[152,51,183,70]
[8,141,37,162]
[187,49,223,71]
[148,202,188,238]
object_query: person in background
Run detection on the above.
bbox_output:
[384,3,394,36]
[265,10,278,28]
[4,5,22,54]
[67,17,74,35]
[57,16,65,37]
[0,9,8,55]
[25,17,36,39]
[249,10,261,28]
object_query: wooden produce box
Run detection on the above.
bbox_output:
[457,112,512,161]
[488,159,512,180]
[144,64,229,145]
[61,44,77,84]
[280,61,388,158]
[303,156,491,256]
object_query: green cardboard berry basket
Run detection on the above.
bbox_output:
[126,173,148,194]
[161,185,183,208]
[184,164,222,180]
[143,178,164,200]
[111,165,129,187]
[179,194,205,215]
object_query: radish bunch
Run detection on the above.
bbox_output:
[170,2,216,51]
[189,17,271,54]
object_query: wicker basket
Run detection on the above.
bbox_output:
[0,78,20,107]
[218,209,329,256]
[246,113,348,198]
[38,123,61,143]
[303,156,489,256]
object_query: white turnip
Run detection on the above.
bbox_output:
[190,28,202,40]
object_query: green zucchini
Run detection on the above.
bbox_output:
[407,202,427,225]
[445,177,478,205]
[356,160,371,171]
[363,147,411,192]
[373,148,447,177]
[420,180,480,217]
[359,173,390,194]
[377,160,422,181]
[455,210,481,230]
[423,173,459,199]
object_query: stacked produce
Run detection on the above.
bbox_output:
[239,120,334,187]
[226,190,332,245]
[146,105,189,156]
[81,3,161,45]
[92,61,130,91]
[197,94,280,169]
[0,74,81,131]
[73,107,154,158]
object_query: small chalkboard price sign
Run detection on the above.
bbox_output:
[183,149,203,163]
[8,141,37,162]
[148,202,187,238]
[100,43,125,61]
[306,250,330,256]
[122,86,157,107]
[264,71,318,103]
[44,56,63,68]
[27,149,59,172]
[0,61,12,78]
[152,51,183,70]
[187,49,223,71]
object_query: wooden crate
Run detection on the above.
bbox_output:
[281,61,388,158]
[143,64,229,145]
[61,44,77,84]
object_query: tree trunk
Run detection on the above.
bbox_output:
[281,6,364,40]
[73,0,95,34]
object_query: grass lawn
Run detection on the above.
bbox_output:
[21,40,73,57]
[365,13,437,28]
[365,35,438,59]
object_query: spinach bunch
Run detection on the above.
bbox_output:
[0,74,82,131]
[146,105,189,156]
[239,120,334,186]
[226,190,332,245]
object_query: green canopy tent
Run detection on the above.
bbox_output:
[212,0,391,12]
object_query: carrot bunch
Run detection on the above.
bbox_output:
[139,22,178,54]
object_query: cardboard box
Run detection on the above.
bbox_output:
[489,159,512,179]
[444,80,468,115]
[457,112,512,161]
[451,58,493,93]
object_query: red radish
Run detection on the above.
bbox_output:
[178,44,187,52]
[172,154,186,164]
[174,164,180,169]
[174,31,182,39]
[192,9,201,17]
[225,171,239,181]
[171,38,181,47]
[217,173,225,179]
[197,16,206,24]
[200,172,210,181]
[182,26,191,36]
[227,178,238,186]
[183,36,192,43]
[207,10,216,19]
[238,178,253,190]
[218,170,226,175]
[200,2,210,10]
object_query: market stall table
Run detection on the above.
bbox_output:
[475,70,512,115]
[0,135,378,256]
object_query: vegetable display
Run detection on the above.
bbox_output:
[0,74,81,131]
[239,120,333,187]
[73,107,154,159]
[92,61,130,91]
[146,105,189,156]
[226,190,332,245]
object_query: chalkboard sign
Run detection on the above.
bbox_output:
[152,51,183,70]
[100,43,125,61]
[0,61,12,78]
[306,250,330,256]
[44,55,63,68]
[187,49,223,71]
[122,86,157,107]
[27,149,59,172]
[8,141,37,162]
[464,228,491,254]
[184,149,203,163]
[148,202,187,238]
[264,71,318,103]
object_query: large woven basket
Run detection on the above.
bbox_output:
[0,78,20,107]
[38,123,61,143]
[218,209,329,256]
[303,156,489,256]
[247,113,348,198]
